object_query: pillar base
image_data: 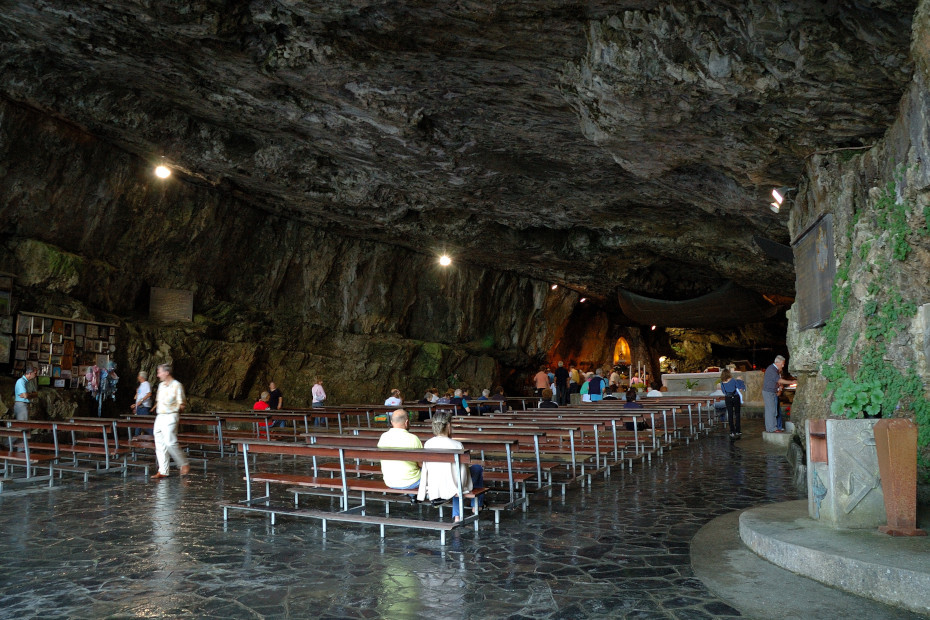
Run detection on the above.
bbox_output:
[878,525,927,537]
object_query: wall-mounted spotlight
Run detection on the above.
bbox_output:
[438,255,452,266]
[651,325,657,330]
[770,187,794,213]
[551,284,558,290]
[155,165,171,179]
[579,297,587,303]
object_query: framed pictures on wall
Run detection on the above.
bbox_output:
[11,312,117,387]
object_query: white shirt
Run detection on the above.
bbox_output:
[646,389,663,397]
[155,379,185,415]
[416,435,473,502]
[384,396,402,406]
[135,380,152,407]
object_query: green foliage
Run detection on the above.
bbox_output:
[684,379,699,390]
[818,163,930,480]
[830,378,884,417]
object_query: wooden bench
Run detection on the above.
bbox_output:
[0,428,56,492]
[222,440,488,544]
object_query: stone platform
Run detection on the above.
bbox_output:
[738,500,930,615]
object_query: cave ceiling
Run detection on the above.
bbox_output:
[0,0,917,303]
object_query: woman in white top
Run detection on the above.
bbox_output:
[384,388,403,407]
[416,411,485,521]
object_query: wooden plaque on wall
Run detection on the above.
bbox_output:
[149,287,194,322]
[793,214,835,330]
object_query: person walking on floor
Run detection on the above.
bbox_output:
[554,361,570,406]
[719,369,746,439]
[150,363,190,479]
[130,370,152,436]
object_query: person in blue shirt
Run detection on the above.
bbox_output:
[720,369,747,439]
[14,366,38,421]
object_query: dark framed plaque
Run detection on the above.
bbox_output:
[149,287,194,322]
[792,214,835,330]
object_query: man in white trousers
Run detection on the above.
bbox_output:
[151,363,190,479]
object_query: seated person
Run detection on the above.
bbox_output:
[418,389,434,405]
[436,388,454,405]
[377,409,422,491]
[646,382,663,397]
[253,391,272,427]
[384,389,403,407]
[476,388,495,413]
[490,386,507,412]
[450,388,471,415]
[538,387,559,408]
[603,382,620,399]
[417,411,484,522]
[623,388,644,409]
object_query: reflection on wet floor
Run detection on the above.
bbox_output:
[0,420,801,619]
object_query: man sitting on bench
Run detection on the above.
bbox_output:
[377,409,422,498]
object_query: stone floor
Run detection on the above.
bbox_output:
[0,420,806,619]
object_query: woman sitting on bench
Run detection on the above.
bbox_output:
[416,411,484,522]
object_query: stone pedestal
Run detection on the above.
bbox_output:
[806,418,885,528]
[874,418,927,536]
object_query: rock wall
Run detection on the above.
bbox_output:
[0,99,581,409]
[787,0,930,477]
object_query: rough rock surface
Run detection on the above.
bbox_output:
[0,0,918,300]
[0,100,578,405]
[785,1,930,476]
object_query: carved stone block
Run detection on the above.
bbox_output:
[807,418,885,529]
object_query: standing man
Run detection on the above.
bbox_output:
[377,409,422,492]
[554,361,570,406]
[763,355,793,433]
[151,363,190,479]
[267,381,284,427]
[14,366,38,421]
[533,366,549,396]
[268,382,283,410]
[311,377,326,426]
[130,370,153,436]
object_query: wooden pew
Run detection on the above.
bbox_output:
[0,428,56,492]
[222,440,486,545]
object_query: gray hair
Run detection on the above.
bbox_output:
[482,388,491,397]
[23,366,36,375]
[138,371,148,380]
[774,355,786,364]
[558,361,564,367]
[595,368,603,376]
[431,411,452,436]
[454,388,463,397]
[157,363,172,375]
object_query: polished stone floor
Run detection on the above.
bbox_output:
[0,421,804,619]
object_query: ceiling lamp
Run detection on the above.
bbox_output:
[438,255,452,266]
[579,297,587,303]
[651,325,656,330]
[551,284,558,290]
[771,188,785,205]
[154,165,171,179]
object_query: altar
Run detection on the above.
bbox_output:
[662,371,763,403]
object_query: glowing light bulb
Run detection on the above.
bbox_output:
[770,203,780,213]
[651,325,656,330]
[579,297,587,303]
[772,188,784,204]
[155,165,171,179]
[551,284,558,290]
[438,255,451,266]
